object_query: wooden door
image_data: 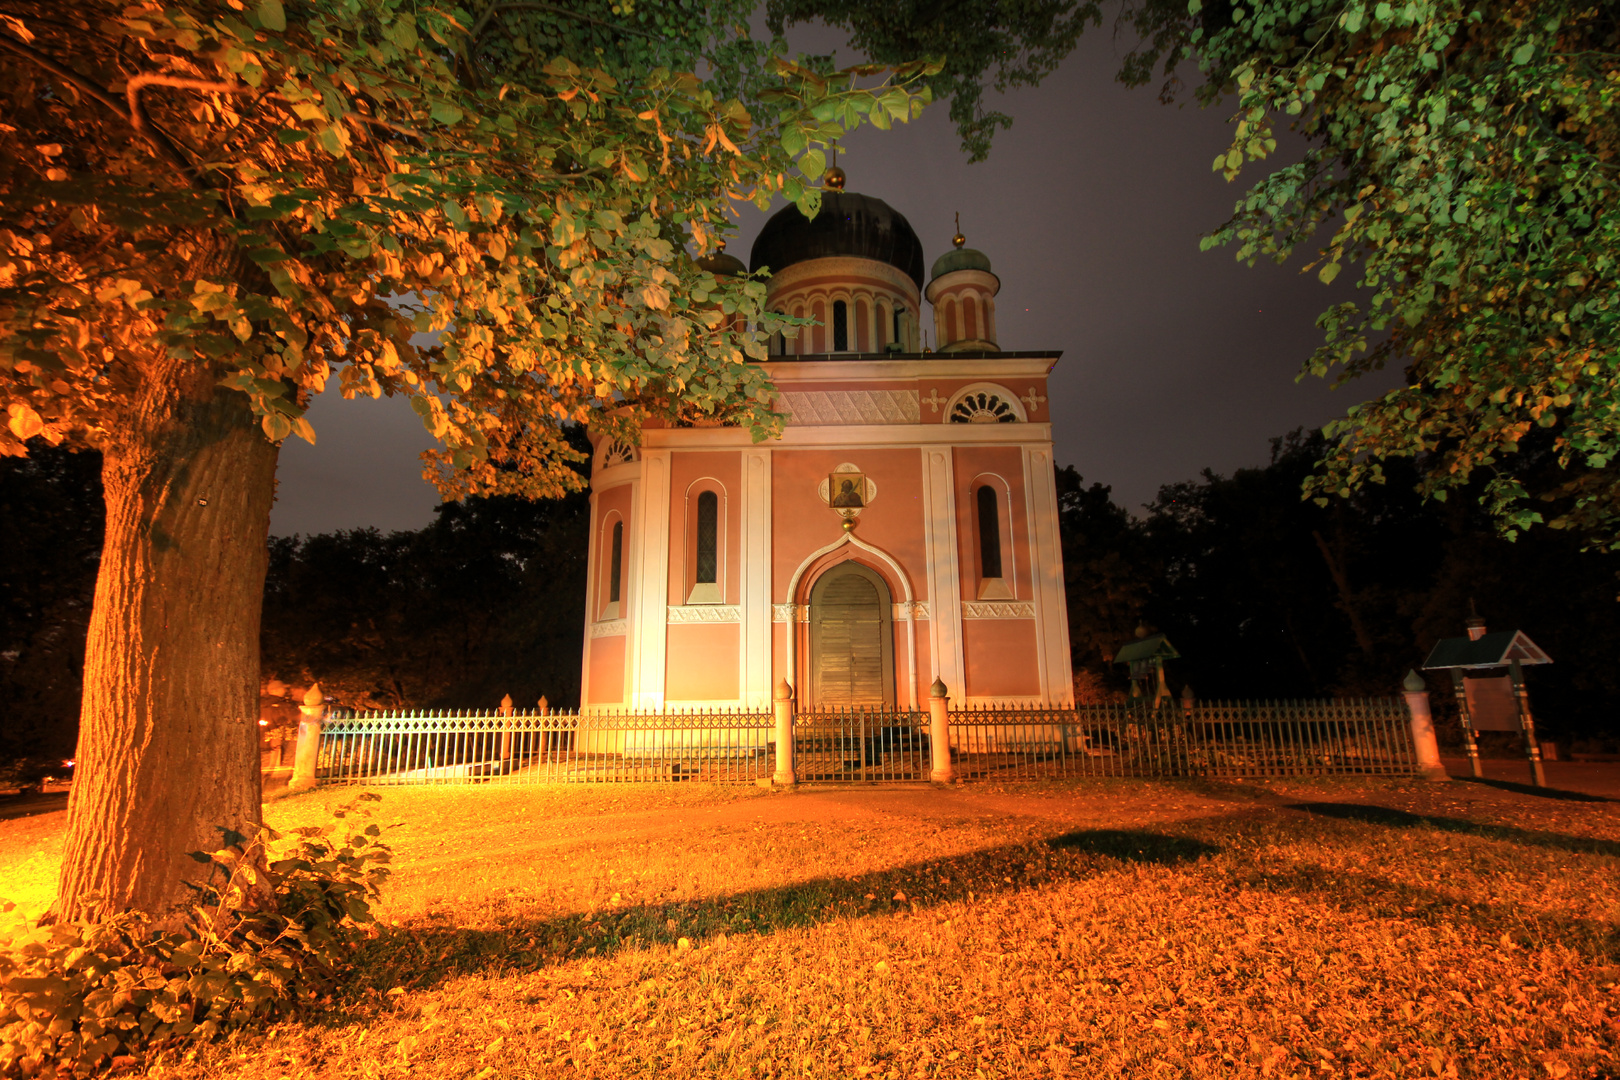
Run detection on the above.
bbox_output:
[809,563,894,706]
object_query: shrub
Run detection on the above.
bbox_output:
[0,794,391,1077]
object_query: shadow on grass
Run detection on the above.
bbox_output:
[1457,777,1614,803]
[1287,802,1620,858]
[351,827,1219,997]
[1048,829,1220,864]
[281,800,1620,1034]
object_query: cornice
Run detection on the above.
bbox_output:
[639,423,1054,449]
[763,354,1059,381]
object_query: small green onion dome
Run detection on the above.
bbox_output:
[696,239,747,277]
[929,245,992,280]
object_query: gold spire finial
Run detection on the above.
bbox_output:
[952,211,965,248]
[823,161,846,190]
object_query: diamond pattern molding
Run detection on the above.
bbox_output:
[962,601,1036,619]
[780,390,920,425]
[667,605,741,623]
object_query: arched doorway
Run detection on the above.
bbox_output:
[808,562,895,707]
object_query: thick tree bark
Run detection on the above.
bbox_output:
[56,354,279,918]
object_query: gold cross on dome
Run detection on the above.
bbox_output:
[922,388,947,413]
[1021,387,1047,414]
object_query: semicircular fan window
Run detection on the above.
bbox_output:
[602,440,637,467]
[949,391,1019,424]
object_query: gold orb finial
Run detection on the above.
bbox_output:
[823,165,846,191]
[952,211,965,248]
[841,516,856,532]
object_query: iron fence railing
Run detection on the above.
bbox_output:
[316,707,773,785]
[946,698,1417,781]
[794,707,929,782]
[311,698,1416,786]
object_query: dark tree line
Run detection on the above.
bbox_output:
[6,428,1617,768]
[0,447,102,767]
[1058,431,1620,747]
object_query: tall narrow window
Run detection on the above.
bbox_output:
[977,486,1002,579]
[832,300,848,352]
[893,309,903,349]
[696,491,718,584]
[608,522,623,603]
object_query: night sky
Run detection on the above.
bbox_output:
[269,22,1399,537]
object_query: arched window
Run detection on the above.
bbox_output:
[892,309,904,350]
[832,299,849,352]
[977,485,1002,579]
[695,491,718,584]
[609,521,623,603]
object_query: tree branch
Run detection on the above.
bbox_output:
[0,30,207,189]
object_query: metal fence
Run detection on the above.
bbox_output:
[947,698,1417,781]
[316,707,773,785]
[312,697,1416,787]
[794,708,929,782]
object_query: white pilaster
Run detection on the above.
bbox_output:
[921,447,966,697]
[1023,445,1073,704]
[631,450,671,709]
[741,448,773,709]
[579,490,602,706]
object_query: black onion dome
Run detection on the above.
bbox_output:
[749,192,925,289]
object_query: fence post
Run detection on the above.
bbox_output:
[1401,670,1448,781]
[772,679,797,787]
[289,683,326,792]
[928,678,955,785]
[499,693,514,774]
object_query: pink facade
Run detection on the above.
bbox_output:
[580,188,1073,710]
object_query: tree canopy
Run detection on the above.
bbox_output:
[0,0,936,496]
[1136,0,1619,544]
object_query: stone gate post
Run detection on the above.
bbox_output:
[498,693,515,774]
[1401,670,1448,781]
[289,683,327,793]
[928,678,955,785]
[772,679,797,787]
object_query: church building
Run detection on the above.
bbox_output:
[578,173,1073,712]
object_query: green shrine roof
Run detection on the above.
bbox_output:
[1113,633,1179,665]
[1421,630,1551,671]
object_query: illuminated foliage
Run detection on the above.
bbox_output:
[1180,1,1620,543]
[0,0,934,497]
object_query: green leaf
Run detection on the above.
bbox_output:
[799,149,826,181]
[257,0,286,32]
[1319,262,1342,285]
[1511,42,1535,64]
[430,101,464,126]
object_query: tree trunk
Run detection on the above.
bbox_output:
[56,358,279,918]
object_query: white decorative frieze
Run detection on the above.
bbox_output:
[589,619,628,638]
[781,389,919,425]
[772,604,811,623]
[667,605,741,623]
[893,601,931,620]
[962,601,1036,619]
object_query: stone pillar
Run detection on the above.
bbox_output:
[499,693,515,774]
[928,678,955,785]
[1509,660,1548,788]
[772,679,797,787]
[289,682,326,793]
[1401,670,1448,781]
[1447,669,1484,778]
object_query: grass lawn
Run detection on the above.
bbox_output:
[2,774,1618,1078]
